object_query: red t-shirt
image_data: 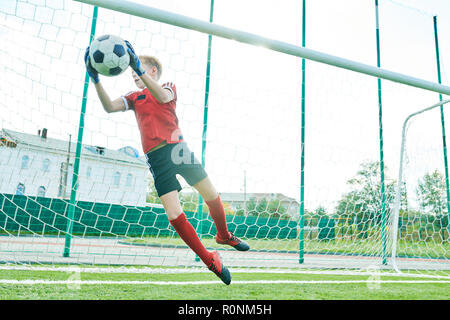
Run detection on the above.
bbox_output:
[122,82,183,153]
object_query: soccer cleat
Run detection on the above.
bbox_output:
[216,232,250,251]
[208,251,231,285]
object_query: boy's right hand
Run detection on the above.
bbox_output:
[125,40,146,77]
[84,47,100,84]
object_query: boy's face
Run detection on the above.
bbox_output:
[131,64,158,89]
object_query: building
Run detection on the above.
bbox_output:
[219,192,300,217]
[0,128,149,206]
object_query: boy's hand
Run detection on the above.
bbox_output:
[125,40,146,77]
[84,47,99,84]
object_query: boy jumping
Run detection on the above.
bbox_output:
[84,41,249,285]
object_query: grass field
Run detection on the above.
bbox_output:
[0,266,449,300]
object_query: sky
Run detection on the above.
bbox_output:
[1,0,450,213]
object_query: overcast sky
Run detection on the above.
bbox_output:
[1,0,449,211]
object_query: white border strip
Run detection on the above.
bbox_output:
[1,265,449,279]
[1,279,449,285]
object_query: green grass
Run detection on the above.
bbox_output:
[0,267,449,300]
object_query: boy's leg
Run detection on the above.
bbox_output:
[193,176,229,239]
[174,142,248,251]
[160,189,231,285]
[174,143,230,240]
[160,190,212,265]
[193,177,250,251]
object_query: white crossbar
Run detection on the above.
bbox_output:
[75,0,450,96]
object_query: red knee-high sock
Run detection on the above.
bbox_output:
[205,195,230,240]
[169,213,212,266]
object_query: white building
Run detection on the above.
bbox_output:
[219,192,300,217]
[0,128,149,206]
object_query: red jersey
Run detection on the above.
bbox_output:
[122,82,183,153]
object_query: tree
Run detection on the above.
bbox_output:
[256,198,269,217]
[179,192,199,212]
[416,170,448,241]
[221,201,235,215]
[315,206,328,216]
[334,161,402,238]
[267,198,288,218]
[240,196,288,219]
[245,197,258,216]
[416,170,446,215]
[146,176,162,204]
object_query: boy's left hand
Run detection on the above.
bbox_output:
[125,40,146,77]
[84,47,99,83]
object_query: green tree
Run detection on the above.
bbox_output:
[267,198,288,218]
[315,206,328,216]
[245,197,258,216]
[416,170,448,241]
[416,170,446,215]
[146,176,162,204]
[179,192,199,212]
[334,161,401,239]
[243,196,288,219]
[256,198,269,217]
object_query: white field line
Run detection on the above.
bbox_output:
[1,265,449,279]
[0,279,450,285]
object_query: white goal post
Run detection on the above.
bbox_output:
[391,99,450,274]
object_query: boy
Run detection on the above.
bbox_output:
[84,41,249,285]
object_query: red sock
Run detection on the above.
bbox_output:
[169,213,213,266]
[205,195,230,240]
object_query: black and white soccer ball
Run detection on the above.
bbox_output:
[89,34,130,76]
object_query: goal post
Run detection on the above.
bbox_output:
[391,99,450,275]
[63,4,99,258]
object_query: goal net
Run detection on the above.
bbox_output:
[0,0,449,276]
[391,99,450,277]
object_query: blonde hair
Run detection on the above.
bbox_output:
[139,55,162,80]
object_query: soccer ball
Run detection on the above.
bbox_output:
[89,34,130,76]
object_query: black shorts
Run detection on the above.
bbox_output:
[145,142,208,197]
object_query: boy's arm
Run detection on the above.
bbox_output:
[139,73,173,104]
[125,40,174,104]
[93,82,126,113]
[84,47,126,113]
